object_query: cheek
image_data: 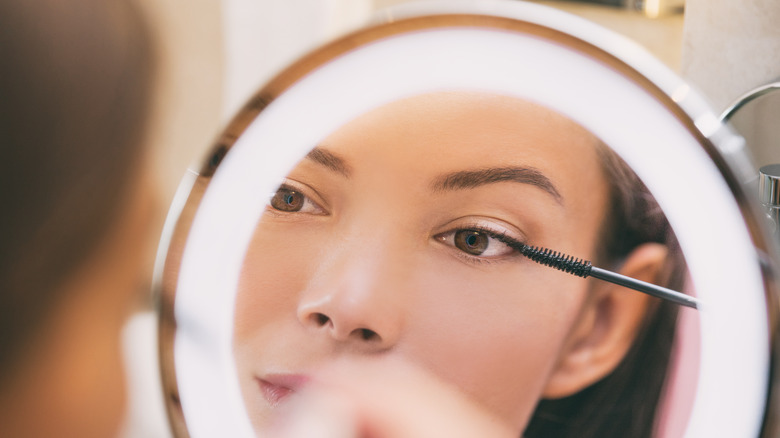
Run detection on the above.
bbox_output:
[233,221,319,354]
[231,221,590,432]
[403,259,587,430]
[232,221,326,430]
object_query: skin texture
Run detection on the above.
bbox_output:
[233,92,661,435]
[0,176,155,438]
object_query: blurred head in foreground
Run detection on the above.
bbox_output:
[0,1,156,437]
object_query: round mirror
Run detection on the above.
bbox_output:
[154,1,779,437]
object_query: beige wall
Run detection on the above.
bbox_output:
[377,0,685,70]
[533,1,684,70]
[682,0,780,168]
[682,0,780,111]
[139,0,224,213]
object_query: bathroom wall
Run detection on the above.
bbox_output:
[375,0,685,69]
[682,0,780,169]
[682,0,780,111]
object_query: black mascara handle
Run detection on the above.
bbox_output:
[589,267,700,310]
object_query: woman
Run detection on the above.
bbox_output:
[0,1,156,437]
[233,91,683,437]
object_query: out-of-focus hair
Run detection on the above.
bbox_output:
[0,0,155,381]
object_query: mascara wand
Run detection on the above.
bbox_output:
[512,244,700,310]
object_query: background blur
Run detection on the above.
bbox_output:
[124,1,780,436]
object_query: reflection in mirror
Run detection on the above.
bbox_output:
[232,92,696,437]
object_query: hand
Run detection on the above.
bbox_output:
[267,357,516,438]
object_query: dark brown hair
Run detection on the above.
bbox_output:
[524,144,685,438]
[0,0,155,380]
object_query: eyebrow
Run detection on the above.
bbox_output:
[305,147,351,177]
[430,166,563,204]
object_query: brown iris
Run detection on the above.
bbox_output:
[270,187,304,212]
[454,230,489,255]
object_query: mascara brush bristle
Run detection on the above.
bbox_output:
[518,245,592,278]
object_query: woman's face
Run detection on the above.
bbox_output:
[234,92,612,432]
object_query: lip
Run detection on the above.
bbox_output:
[256,374,310,407]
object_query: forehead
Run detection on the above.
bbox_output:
[314,92,611,256]
[321,91,607,199]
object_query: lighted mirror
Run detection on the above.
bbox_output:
[154,2,778,437]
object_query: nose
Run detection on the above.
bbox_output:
[296,236,407,352]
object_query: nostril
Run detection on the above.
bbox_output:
[306,313,381,343]
[357,328,379,342]
[313,313,330,327]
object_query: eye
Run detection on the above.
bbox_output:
[268,185,325,214]
[437,228,520,259]
[455,230,489,255]
[270,187,304,212]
